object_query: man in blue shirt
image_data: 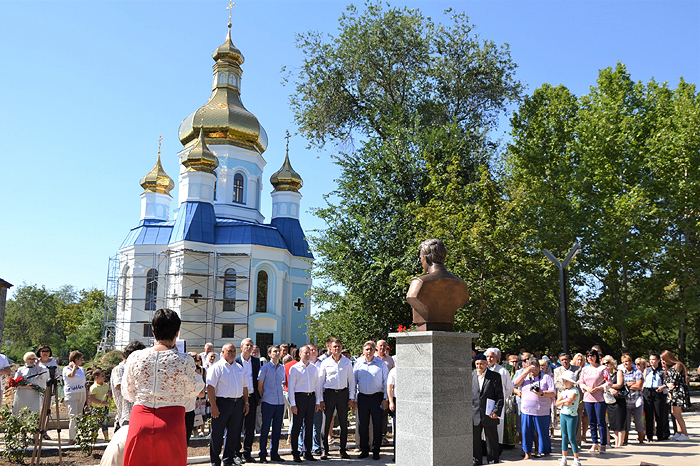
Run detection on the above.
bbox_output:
[257,345,286,463]
[353,341,389,460]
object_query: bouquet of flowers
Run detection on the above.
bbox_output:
[8,375,45,395]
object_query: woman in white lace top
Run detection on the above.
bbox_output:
[121,309,205,466]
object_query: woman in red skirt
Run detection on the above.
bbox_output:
[122,309,205,466]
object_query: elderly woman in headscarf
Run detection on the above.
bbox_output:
[12,351,48,415]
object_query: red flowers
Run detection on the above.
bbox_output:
[397,325,414,333]
[8,375,23,388]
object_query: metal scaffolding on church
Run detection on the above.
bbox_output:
[100,247,253,351]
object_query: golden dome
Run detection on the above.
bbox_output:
[140,145,174,196]
[181,127,219,175]
[178,28,268,155]
[270,138,303,192]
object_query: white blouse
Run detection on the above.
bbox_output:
[122,348,204,408]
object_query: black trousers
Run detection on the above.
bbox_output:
[242,398,258,453]
[474,421,499,464]
[185,410,195,446]
[210,397,244,466]
[357,392,384,454]
[323,388,349,454]
[291,392,316,456]
[643,388,670,441]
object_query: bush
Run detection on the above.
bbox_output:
[74,407,108,456]
[0,405,40,463]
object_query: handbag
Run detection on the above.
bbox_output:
[616,384,629,400]
[603,390,616,404]
[505,394,518,415]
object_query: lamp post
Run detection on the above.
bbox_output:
[543,243,581,355]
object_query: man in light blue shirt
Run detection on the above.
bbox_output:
[353,341,389,461]
[257,345,286,463]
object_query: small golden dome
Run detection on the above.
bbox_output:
[178,27,268,155]
[270,137,303,192]
[181,127,219,175]
[140,144,174,196]
[214,28,243,65]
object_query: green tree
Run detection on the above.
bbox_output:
[3,284,65,361]
[505,63,700,359]
[290,2,522,348]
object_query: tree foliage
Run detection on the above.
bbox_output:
[3,284,105,362]
[505,63,700,360]
[290,2,522,352]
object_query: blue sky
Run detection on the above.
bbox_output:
[1,0,698,299]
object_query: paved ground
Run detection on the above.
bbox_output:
[3,396,698,465]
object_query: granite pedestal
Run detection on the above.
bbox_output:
[388,331,478,466]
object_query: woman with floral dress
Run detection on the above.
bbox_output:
[660,350,690,441]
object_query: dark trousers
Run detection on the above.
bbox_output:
[291,392,316,456]
[643,388,670,441]
[323,388,350,454]
[390,397,396,459]
[259,402,284,458]
[474,421,499,464]
[210,397,244,466]
[584,401,608,446]
[185,409,195,446]
[357,392,384,454]
[242,398,258,453]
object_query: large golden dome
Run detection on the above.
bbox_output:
[178,28,268,154]
[140,147,174,196]
[181,128,219,175]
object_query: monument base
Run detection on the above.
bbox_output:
[389,331,478,466]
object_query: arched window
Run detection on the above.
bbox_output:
[256,270,268,313]
[120,265,130,313]
[213,181,217,201]
[223,268,237,311]
[233,173,244,204]
[145,269,158,311]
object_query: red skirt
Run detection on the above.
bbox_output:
[123,405,187,466]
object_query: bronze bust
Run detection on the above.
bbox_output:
[406,239,469,331]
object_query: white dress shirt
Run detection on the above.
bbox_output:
[207,358,247,399]
[239,355,255,391]
[288,361,322,407]
[320,355,356,401]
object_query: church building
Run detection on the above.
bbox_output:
[108,21,313,355]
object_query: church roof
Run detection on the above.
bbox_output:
[120,203,313,259]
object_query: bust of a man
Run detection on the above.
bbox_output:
[406,239,469,331]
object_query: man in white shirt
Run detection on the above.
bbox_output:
[288,345,323,463]
[207,343,249,466]
[485,347,514,449]
[235,338,260,463]
[354,341,389,461]
[319,338,356,460]
[200,342,219,367]
[0,348,10,408]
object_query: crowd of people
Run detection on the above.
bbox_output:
[472,345,694,465]
[1,315,695,466]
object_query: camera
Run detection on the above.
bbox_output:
[531,384,541,393]
[48,365,57,380]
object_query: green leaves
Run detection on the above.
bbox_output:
[294,2,521,350]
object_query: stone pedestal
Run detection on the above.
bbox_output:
[388,331,478,466]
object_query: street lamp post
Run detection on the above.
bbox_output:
[543,243,581,355]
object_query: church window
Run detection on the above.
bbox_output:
[233,173,244,204]
[219,73,226,84]
[228,74,236,85]
[142,322,152,337]
[222,323,238,338]
[145,269,158,311]
[214,181,217,201]
[256,270,268,313]
[223,268,237,311]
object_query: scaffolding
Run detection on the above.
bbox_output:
[101,247,252,351]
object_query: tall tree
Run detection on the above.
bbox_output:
[506,64,700,359]
[289,2,522,349]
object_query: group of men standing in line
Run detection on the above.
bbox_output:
[206,337,395,464]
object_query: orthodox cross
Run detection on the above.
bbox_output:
[158,135,162,157]
[189,289,203,304]
[293,297,305,312]
[285,130,291,155]
[227,0,235,27]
